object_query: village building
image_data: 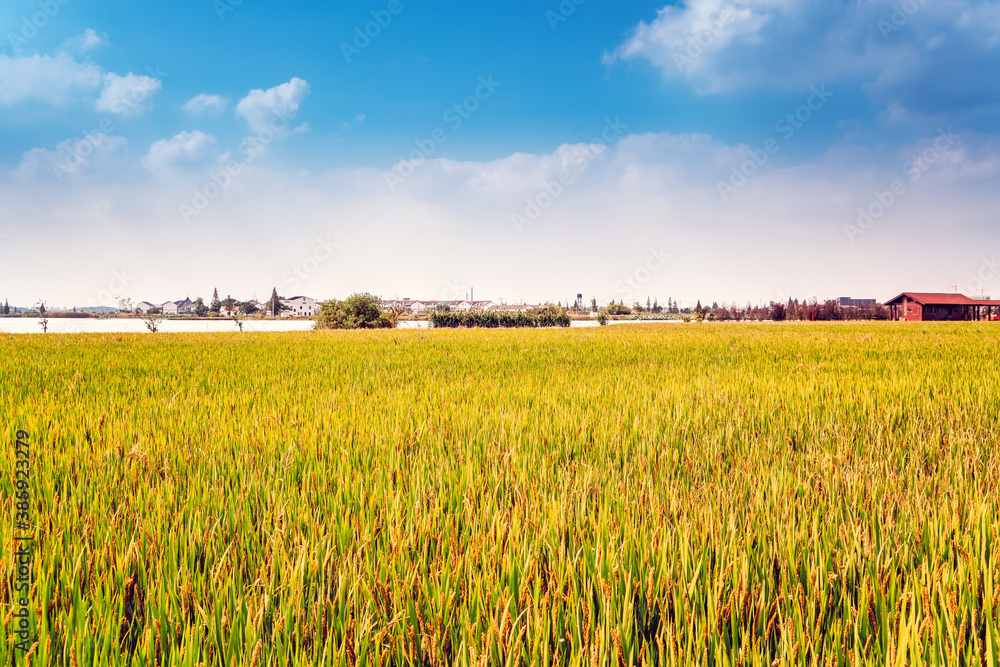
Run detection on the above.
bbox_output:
[279,296,318,317]
[884,292,1000,321]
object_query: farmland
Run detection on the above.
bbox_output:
[1,323,999,666]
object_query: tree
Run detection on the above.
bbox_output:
[210,288,221,314]
[238,301,259,315]
[646,297,652,311]
[591,297,598,312]
[222,294,235,315]
[36,300,49,333]
[267,287,280,316]
[194,297,208,317]
[316,293,393,330]
[383,299,408,328]
[122,298,164,333]
[770,302,787,321]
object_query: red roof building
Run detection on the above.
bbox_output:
[884,292,1000,321]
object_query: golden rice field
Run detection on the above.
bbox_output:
[1,323,999,666]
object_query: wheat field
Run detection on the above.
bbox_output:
[1,323,998,666]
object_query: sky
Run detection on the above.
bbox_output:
[1,0,999,309]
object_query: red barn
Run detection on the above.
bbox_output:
[884,292,1000,321]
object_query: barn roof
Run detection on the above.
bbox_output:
[884,292,1000,306]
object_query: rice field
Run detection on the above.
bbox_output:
[1,323,999,666]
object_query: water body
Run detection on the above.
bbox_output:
[0,319,316,334]
[0,318,681,334]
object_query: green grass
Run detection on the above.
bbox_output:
[1,323,998,666]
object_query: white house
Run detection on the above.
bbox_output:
[410,300,439,313]
[161,301,179,315]
[119,300,157,313]
[469,300,495,310]
[382,298,413,312]
[280,296,317,317]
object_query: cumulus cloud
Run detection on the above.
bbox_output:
[95,72,162,117]
[606,0,1000,116]
[142,131,227,174]
[182,93,228,115]
[62,29,106,54]
[16,134,128,181]
[235,77,310,135]
[0,52,102,106]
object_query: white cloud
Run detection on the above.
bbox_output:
[16,134,128,181]
[142,131,227,174]
[182,93,228,116]
[606,0,1000,112]
[95,72,162,117]
[0,52,102,106]
[235,77,310,135]
[62,29,106,54]
[4,128,1000,307]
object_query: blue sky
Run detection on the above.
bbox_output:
[1,0,999,307]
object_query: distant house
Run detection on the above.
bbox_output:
[161,301,179,315]
[381,298,413,312]
[469,300,495,310]
[487,304,535,313]
[884,292,1000,321]
[839,297,877,308]
[411,300,439,313]
[119,300,156,313]
[177,298,196,315]
[440,300,472,311]
[280,296,317,317]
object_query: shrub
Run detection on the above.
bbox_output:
[430,307,570,329]
[316,293,393,330]
[605,302,631,316]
